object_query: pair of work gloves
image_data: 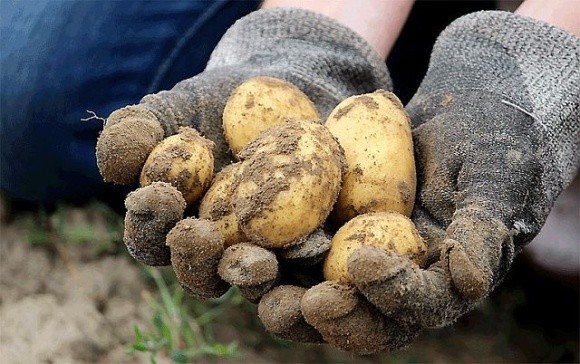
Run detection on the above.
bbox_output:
[97,8,579,354]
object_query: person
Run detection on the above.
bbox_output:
[1,0,499,204]
[1,0,578,354]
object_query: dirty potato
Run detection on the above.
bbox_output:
[326,90,416,224]
[323,212,427,283]
[140,127,214,205]
[198,163,247,247]
[231,120,346,249]
[222,76,320,155]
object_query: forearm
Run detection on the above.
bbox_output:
[261,0,414,59]
[516,0,580,36]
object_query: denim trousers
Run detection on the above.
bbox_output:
[1,0,260,203]
[1,0,499,204]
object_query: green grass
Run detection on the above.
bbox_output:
[128,267,243,364]
[17,201,124,255]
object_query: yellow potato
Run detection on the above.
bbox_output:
[223,76,320,155]
[232,120,346,249]
[323,212,427,283]
[140,127,214,205]
[198,163,248,247]
[326,90,416,224]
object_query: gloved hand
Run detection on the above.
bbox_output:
[96,7,389,184]
[95,7,389,338]
[261,11,579,354]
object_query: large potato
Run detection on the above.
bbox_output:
[231,120,346,249]
[223,76,320,155]
[140,127,214,205]
[326,90,416,224]
[198,163,247,247]
[323,212,428,283]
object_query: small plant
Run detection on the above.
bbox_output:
[128,267,241,363]
[20,207,52,246]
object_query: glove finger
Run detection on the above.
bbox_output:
[166,218,230,299]
[348,245,462,328]
[301,281,420,354]
[445,206,512,300]
[124,182,186,266]
[349,208,512,328]
[411,121,463,226]
[258,285,324,343]
[218,243,279,302]
[96,105,164,184]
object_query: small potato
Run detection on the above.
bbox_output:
[198,163,247,247]
[326,90,416,224]
[223,76,320,155]
[323,212,427,283]
[232,121,346,249]
[140,127,214,205]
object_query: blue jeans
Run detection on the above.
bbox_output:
[0,0,260,203]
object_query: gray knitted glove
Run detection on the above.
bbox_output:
[299,11,579,354]
[94,7,390,342]
[96,7,389,184]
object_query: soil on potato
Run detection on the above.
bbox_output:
[0,198,578,363]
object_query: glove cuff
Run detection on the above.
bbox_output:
[206,7,392,116]
[410,10,579,189]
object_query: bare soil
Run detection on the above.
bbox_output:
[0,199,577,363]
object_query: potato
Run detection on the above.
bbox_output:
[326,90,416,224]
[198,163,247,247]
[323,212,427,283]
[223,76,320,155]
[140,127,214,205]
[231,120,346,249]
